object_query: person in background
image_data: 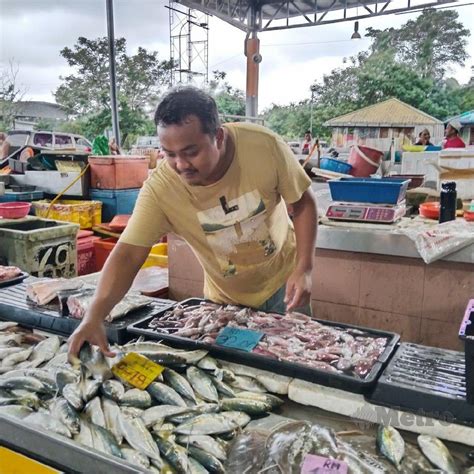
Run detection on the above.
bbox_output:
[443,120,466,149]
[415,128,433,146]
[68,86,317,358]
[0,134,10,160]
[109,137,121,155]
[301,130,313,155]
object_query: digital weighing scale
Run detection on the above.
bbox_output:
[326,201,406,224]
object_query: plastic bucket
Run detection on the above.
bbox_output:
[348,145,384,177]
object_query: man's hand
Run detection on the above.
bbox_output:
[284,268,312,312]
[68,319,115,361]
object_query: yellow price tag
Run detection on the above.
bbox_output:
[112,352,164,389]
[0,447,60,474]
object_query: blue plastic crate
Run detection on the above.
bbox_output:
[0,190,44,202]
[90,188,140,222]
[328,178,410,204]
[320,157,353,175]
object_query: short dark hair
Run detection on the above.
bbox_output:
[154,86,220,136]
[305,130,311,135]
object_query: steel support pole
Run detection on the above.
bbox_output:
[106,0,121,146]
[245,5,260,119]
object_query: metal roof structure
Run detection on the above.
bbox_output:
[175,0,458,32]
[324,98,443,127]
[447,110,474,125]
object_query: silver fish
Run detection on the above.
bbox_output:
[25,412,72,438]
[221,411,251,428]
[377,425,405,470]
[81,378,101,403]
[63,383,84,411]
[188,456,210,474]
[79,343,112,382]
[120,407,144,418]
[85,396,106,428]
[197,356,220,372]
[417,435,458,474]
[235,391,284,409]
[177,435,227,461]
[0,404,33,419]
[44,352,69,369]
[120,388,152,409]
[29,335,60,365]
[0,347,23,360]
[141,405,189,428]
[120,447,150,469]
[74,417,94,448]
[219,397,271,416]
[119,414,162,461]
[186,367,219,403]
[101,379,125,402]
[230,375,266,393]
[175,413,239,436]
[0,375,45,393]
[147,381,186,407]
[0,333,23,346]
[102,398,123,444]
[1,347,32,368]
[210,375,235,398]
[56,369,78,394]
[156,436,190,474]
[164,368,197,402]
[90,422,123,458]
[188,446,225,474]
[51,398,80,435]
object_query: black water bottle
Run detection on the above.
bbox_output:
[439,181,457,223]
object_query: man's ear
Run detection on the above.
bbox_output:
[216,127,225,148]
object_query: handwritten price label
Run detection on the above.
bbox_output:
[301,454,348,474]
[112,352,164,389]
[215,326,263,352]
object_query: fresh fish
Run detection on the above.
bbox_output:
[0,389,39,408]
[221,411,251,429]
[90,422,123,458]
[120,388,152,409]
[0,322,18,331]
[168,411,199,425]
[29,335,60,365]
[56,369,78,394]
[120,447,150,469]
[84,396,106,428]
[63,383,84,411]
[197,356,220,372]
[235,391,284,409]
[147,381,186,407]
[188,446,225,474]
[141,405,189,427]
[44,352,69,369]
[0,404,33,419]
[51,398,80,435]
[0,333,23,346]
[120,407,144,418]
[102,398,123,444]
[177,435,227,461]
[186,367,218,403]
[219,397,271,415]
[101,379,125,402]
[0,347,23,360]
[230,375,266,393]
[417,435,458,474]
[25,412,72,438]
[156,436,190,474]
[214,368,236,384]
[79,342,112,382]
[0,375,45,393]
[119,414,162,462]
[164,368,196,402]
[2,348,32,368]
[153,422,175,437]
[210,376,235,398]
[175,413,240,435]
[123,343,208,365]
[377,425,405,470]
[74,417,94,448]
[81,378,101,402]
[188,456,210,474]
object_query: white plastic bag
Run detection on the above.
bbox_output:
[400,219,474,264]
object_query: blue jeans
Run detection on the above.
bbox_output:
[258,284,312,316]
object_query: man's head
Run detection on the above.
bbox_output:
[154,86,224,185]
[445,119,462,138]
[304,130,312,141]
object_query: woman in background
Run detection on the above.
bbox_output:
[415,129,433,146]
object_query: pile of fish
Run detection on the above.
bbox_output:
[148,302,388,378]
[0,322,283,472]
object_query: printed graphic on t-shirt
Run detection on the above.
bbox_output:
[197,190,276,277]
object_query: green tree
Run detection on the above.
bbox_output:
[54,37,173,142]
[0,60,25,131]
[207,70,246,119]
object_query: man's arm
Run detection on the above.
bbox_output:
[68,242,150,358]
[285,188,318,311]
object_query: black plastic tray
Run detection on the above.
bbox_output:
[127,298,400,394]
[459,299,474,403]
[367,342,474,426]
[0,281,175,344]
[0,271,28,289]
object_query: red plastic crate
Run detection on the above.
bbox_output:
[77,235,101,275]
[88,156,149,189]
[93,237,118,272]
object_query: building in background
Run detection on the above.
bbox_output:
[3,101,67,131]
[324,98,444,152]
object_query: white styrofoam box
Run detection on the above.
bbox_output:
[439,148,474,199]
[401,151,440,184]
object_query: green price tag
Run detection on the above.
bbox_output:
[216,326,263,352]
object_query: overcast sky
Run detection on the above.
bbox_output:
[1,0,473,113]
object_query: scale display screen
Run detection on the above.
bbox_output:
[326,202,405,223]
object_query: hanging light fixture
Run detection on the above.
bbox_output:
[351,21,361,40]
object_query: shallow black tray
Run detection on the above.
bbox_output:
[0,281,175,344]
[127,298,400,394]
[0,271,28,289]
[459,300,474,403]
[367,342,474,426]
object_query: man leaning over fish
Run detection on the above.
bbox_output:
[68,86,317,358]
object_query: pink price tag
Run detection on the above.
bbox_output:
[301,454,348,474]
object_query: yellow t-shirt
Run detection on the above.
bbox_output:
[119,122,311,307]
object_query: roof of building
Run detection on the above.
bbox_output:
[446,110,474,126]
[13,101,68,121]
[324,98,443,128]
